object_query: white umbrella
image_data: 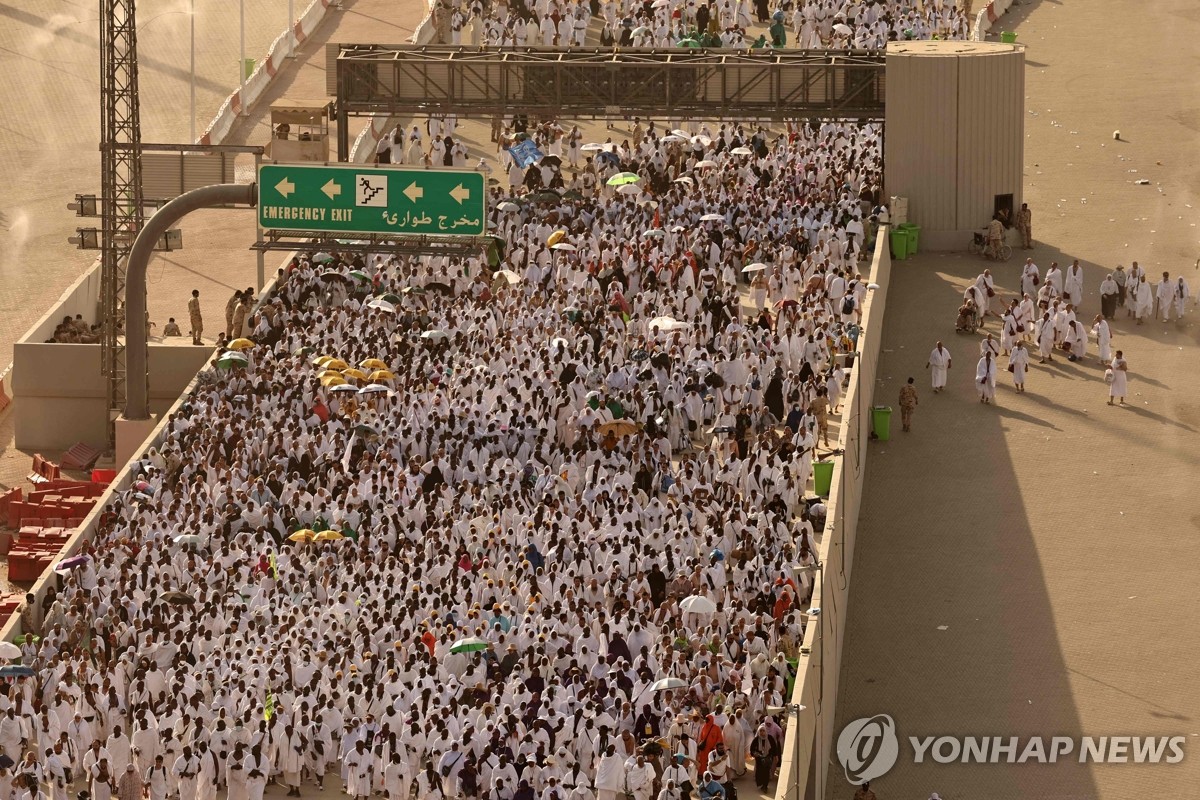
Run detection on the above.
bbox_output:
[742,262,769,272]
[642,229,666,238]
[673,176,694,184]
[495,269,522,285]
[672,128,691,138]
[632,25,649,35]
[680,595,717,614]
[660,134,685,142]
[366,298,396,313]
[580,142,606,151]
[691,135,712,146]
[650,677,688,692]
[833,22,852,35]
[695,159,718,169]
[173,534,202,546]
[0,642,22,660]
[700,213,724,222]
[649,316,689,331]
[616,183,641,195]
[357,384,395,396]
[497,201,521,212]
[730,146,753,156]
[670,225,686,232]
[640,200,659,209]
[551,242,577,251]
[550,337,569,350]
[421,330,450,340]
[652,0,671,7]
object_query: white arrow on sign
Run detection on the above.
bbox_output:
[275,177,295,198]
[450,183,471,204]
[321,179,342,200]
[403,182,424,203]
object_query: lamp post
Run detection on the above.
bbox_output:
[190,0,196,141]
[239,0,246,97]
[286,0,296,57]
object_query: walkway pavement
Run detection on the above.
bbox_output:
[830,1,1200,799]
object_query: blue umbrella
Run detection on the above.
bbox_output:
[0,665,34,678]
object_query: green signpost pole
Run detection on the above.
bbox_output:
[257,164,487,236]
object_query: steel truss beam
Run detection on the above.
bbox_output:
[99,0,145,444]
[253,230,486,257]
[330,46,885,159]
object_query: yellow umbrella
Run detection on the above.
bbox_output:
[341,367,369,381]
[287,529,316,543]
[227,338,256,351]
[360,358,388,370]
[318,369,344,380]
[599,419,641,437]
[325,359,349,371]
[547,229,567,247]
[312,355,334,367]
[369,369,396,382]
[320,374,347,387]
[315,530,345,542]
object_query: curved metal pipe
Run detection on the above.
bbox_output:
[125,182,258,420]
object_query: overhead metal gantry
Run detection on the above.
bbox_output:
[251,230,487,257]
[328,46,886,160]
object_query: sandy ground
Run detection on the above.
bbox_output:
[830,1,1200,799]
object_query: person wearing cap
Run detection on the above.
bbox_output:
[115,763,142,800]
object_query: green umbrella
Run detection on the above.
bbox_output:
[676,37,700,48]
[401,286,426,295]
[450,637,489,654]
[562,189,584,200]
[377,292,403,303]
[606,172,641,186]
[349,270,371,282]
[215,352,249,370]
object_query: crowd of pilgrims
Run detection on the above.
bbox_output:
[2,118,884,800]
[445,0,969,50]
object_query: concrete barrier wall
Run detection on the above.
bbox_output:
[0,363,12,417]
[198,0,336,146]
[18,267,104,346]
[973,0,1014,39]
[774,227,893,800]
[12,341,214,450]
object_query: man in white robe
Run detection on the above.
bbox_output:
[1091,315,1112,362]
[1155,272,1175,321]
[925,342,951,392]
[975,353,997,404]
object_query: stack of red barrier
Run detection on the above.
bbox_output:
[7,526,72,582]
[8,480,101,529]
[0,593,22,618]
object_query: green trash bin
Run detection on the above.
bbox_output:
[889,228,909,260]
[242,58,257,80]
[813,459,834,497]
[871,405,893,441]
[899,223,920,256]
[1000,31,1017,43]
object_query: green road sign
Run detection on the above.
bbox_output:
[257,164,486,236]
